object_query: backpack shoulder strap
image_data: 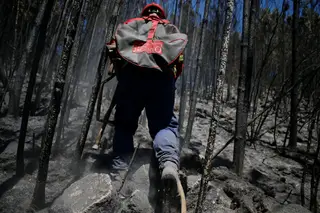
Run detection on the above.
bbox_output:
[142,16,170,40]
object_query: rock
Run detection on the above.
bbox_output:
[219,119,234,133]
[196,110,207,118]
[50,173,112,213]
[249,168,276,197]
[234,195,256,213]
[277,127,287,134]
[180,147,203,172]
[212,166,235,181]
[276,164,289,173]
[271,204,312,213]
[260,132,274,143]
[290,166,302,178]
[187,174,201,191]
[119,164,154,212]
[0,116,45,155]
[262,197,280,212]
[128,189,153,212]
[208,206,236,213]
[37,208,49,213]
[223,179,255,198]
[216,188,232,208]
[206,182,219,205]
[196,108,212,118]
[187,181,220,212]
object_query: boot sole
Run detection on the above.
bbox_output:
[161,173,187,213]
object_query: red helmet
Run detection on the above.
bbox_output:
[141,3,166,19]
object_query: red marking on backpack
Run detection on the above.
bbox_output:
[132,40,163,54]
[132,19,165,54]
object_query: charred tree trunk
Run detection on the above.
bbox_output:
[211,0,221,99]
[16,0,54,177]
[6,0,22,115]
[310,113,320,212]
[301,112,315,206]
[33,0,72,114]
[30,0,84,209]
[173,0,179,25]
[288,0,299,149]
[178,0,191,134]
[188,0,201,98]
[184,0,210,144]
[44,0,73,90]
[8,0,44,117]
[280,1,287,113]
[0,68,7,88]
[53,0,88,156]
[74,0,123,161]
[195,1,234,212]
[233,0,256,177]
[226,30,237,102]
[83,0,106,80]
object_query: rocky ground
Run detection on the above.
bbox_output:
[0,92,318,213]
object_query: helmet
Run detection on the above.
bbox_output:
[141,3,166,19]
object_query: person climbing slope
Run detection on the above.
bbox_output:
[107,2,188,190]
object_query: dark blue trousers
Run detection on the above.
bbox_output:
[112,65,180,169]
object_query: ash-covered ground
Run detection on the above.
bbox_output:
[0,86,317,213]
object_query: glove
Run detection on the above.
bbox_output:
[173,53,184,79]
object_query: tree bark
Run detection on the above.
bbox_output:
[288,0,300,149]
[210,0,221,99]
[226,30,237,102]
[301,111,315,206]
[188,0,201,98]
[195,1,234,212]
[173,0,179,25]
[8,0,45,117]
[30,0,84,209]
[83,0,107,80]
[178,0,191,134]
[0,68,7,88]
[44,0,73,90]
[74,0,123,161]
[53,0,89,156]
[280,1,287,113]
[233,0,255,177]
[6,0,22,115]
[310,113,320,212]
[33,0,72,114]
[16,0,54,177]
[184,0,210,144]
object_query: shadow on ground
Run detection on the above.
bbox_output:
[0,157,38,199]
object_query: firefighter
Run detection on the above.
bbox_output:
[108,2,186,186]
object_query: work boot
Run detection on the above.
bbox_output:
[110,154,130,183]
[161,161,179,181]
[161,161,180,212]
[111,154,130,171]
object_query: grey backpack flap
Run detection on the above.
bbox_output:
[115,16,188,71]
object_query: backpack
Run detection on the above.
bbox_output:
[113,16,188,72]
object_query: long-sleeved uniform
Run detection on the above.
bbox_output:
[106,15,186,171]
